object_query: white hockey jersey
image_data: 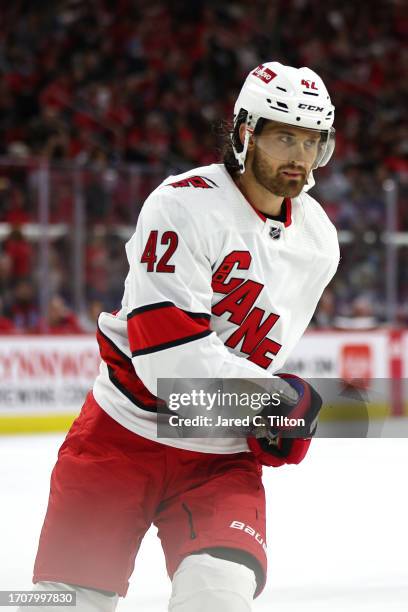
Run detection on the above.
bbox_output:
[93,163,339,453]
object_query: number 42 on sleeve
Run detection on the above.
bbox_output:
[140,230,179,273]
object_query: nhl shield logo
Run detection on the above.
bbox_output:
[269,226,281,240]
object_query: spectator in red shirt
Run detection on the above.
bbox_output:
[3,227,33,279]
[8,280,39,331]
[0,297,15,333]
[3,188,31,224]
[40,295,84,334]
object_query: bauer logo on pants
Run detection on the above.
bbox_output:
[230,520,267,553]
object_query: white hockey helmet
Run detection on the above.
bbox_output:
[232,62,335,175]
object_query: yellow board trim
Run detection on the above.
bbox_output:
[0,402,407,435]
[0,414,77,435]
[320,402,393,421]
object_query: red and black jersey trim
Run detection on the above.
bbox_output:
[127,301,212,357]
[283,198,292,228]
[127,301,211,319]
[96,324,162,413]
[131,330,212,357]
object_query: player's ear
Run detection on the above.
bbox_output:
[238,123,255,151]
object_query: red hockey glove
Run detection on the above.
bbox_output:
[247,374,322,467]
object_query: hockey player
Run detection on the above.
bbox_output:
[23,62,339,611]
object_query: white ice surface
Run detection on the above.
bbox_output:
[1,435,407,611]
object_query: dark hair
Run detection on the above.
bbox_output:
[217,110,266,178]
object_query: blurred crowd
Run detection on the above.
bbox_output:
[0,0,407,332]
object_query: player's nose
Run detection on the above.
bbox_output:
[289,142,312,164]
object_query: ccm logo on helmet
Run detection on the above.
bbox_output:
[252,64,277,84]
[298,103,324,112]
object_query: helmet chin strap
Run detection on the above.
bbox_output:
[302,171,315,192]
[232,124,254,174]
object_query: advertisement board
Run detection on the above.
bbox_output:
[0,336,100,432]
[0,331,406,433]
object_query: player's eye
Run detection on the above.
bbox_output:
[279,135,294,145]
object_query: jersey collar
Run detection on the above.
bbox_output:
[246,196,292,228]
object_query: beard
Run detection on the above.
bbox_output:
[251,147,308,197]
